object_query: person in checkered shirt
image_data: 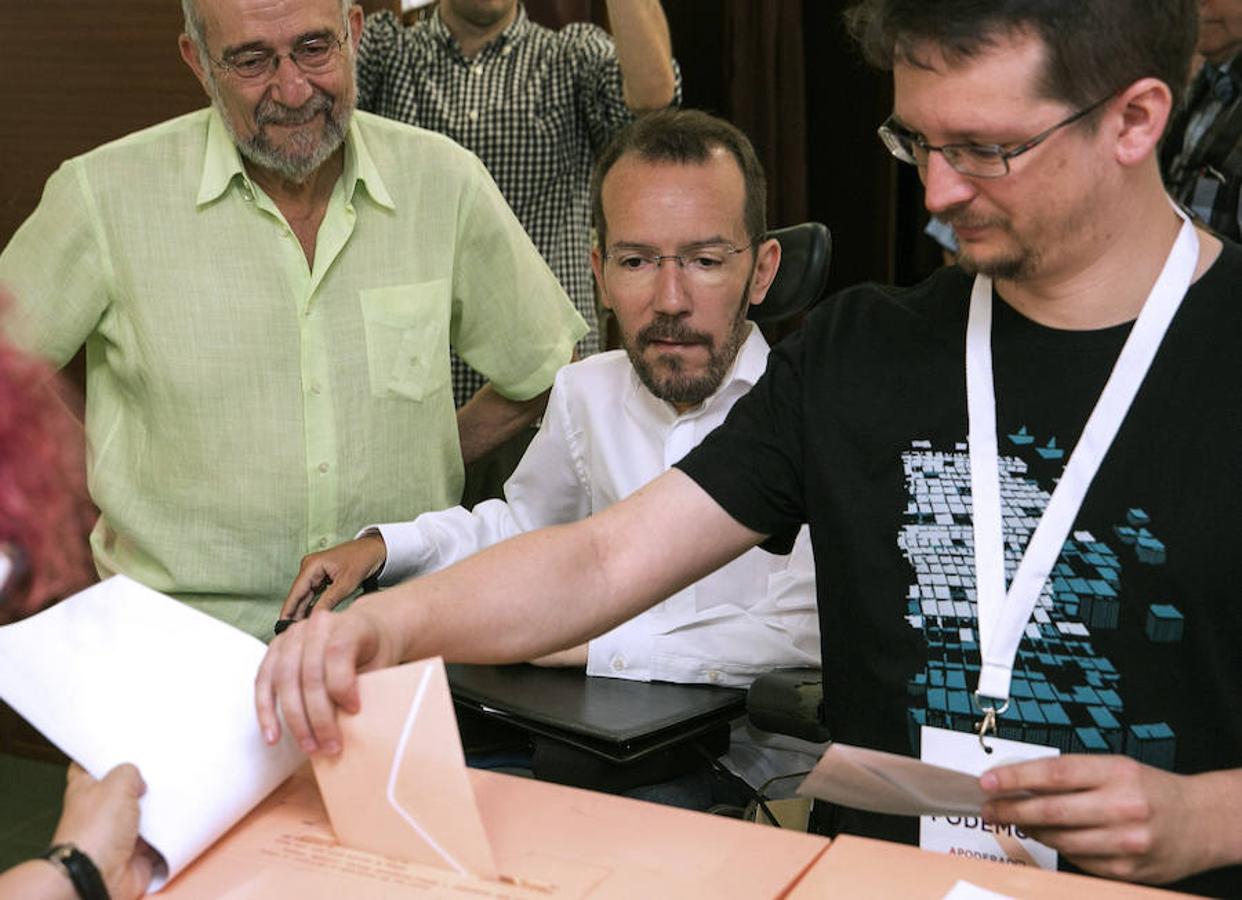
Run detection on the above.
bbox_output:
[356,0,680,500]
[1160,0,1242,242]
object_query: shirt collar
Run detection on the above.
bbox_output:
[197,108,247,206]
[344,115,396,210]
[429,2,531,59]
[195,107,395,211]
[727,322,773,389]
[627,321,771,423]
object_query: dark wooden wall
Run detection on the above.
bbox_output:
[0,1,199,247]
[0,1,413,248]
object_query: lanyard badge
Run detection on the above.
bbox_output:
[965,214,1199,750]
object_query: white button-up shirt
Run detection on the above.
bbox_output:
[371,324,823,787]
[375,324,818,679]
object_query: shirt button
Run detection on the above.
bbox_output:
[611,656,625,672]
[318,538,329,549]
[318,462,329,474]
[468,110,479,122]
[471,64,481,76]
[501,46,512,57]
[310,383,322,395]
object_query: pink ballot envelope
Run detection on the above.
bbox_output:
[162,763,831,899]
[311,658,498,878]
[161,656,829,898]
[797,742,987,816]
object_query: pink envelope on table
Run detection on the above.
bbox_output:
[311,658,498,878]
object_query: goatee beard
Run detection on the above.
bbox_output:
[211,82,353,184]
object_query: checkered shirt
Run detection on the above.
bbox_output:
[1161,54,1242,243]
[357,6,681,406]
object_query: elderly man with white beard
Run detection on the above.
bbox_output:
[0,0,585,638]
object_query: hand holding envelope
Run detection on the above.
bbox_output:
[164,656,831,898]
[0,576,305,889]
[304,657,830,898]
[256,598,403,755]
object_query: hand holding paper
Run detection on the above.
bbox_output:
[52,764,158,900]
[980,754,1237,884]
[0,576,305,889]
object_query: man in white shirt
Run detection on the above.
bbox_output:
[279,108,821,796]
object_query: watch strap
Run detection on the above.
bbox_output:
[42,842,110,900]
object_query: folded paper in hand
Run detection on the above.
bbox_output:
[796,742,987,816]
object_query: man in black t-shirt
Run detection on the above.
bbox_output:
[256,0,1242,892]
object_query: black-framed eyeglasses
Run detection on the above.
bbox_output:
[207,32,346,81]
[602,241,755,289]
[877,93,1116,178]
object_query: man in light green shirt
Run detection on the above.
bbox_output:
[0,0,586,638]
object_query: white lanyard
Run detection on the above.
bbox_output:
[966,215,1199,729]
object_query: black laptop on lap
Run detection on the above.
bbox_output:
[446,663,746,766]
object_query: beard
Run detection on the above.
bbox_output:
[940,210,1041,281]
[624,285,752,409]
[209,77,353,184]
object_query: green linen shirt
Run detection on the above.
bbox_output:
[0,108,587,638]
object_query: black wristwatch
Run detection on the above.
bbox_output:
[42,842,110,900]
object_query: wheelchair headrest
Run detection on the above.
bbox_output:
[748,222,832,323]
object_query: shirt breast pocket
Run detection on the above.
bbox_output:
[359,281,450,402]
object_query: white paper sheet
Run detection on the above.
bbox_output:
[796,742,987,816]
[0,576,304,890]
[943,880,1016,900]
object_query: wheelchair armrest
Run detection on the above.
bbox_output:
[746,668,830,744]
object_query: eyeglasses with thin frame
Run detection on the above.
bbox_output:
[207,31,347,81]
[877,92,1116,178]
[602,241,755,290]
